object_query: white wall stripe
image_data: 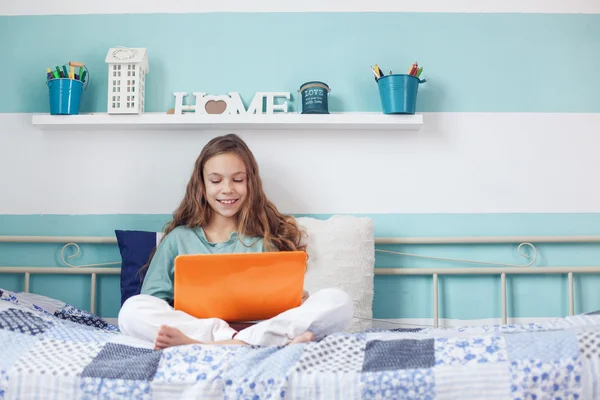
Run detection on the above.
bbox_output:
[2,0,599,16]
[2,112,600,215]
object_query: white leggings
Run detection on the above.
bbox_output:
[118,288,354,347]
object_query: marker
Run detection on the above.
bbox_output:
[81,70,87,83]
[46,68,53,80]
[68,62,85,79]
[62,65,68,78]
[416,67,423,78]
[54,66,61,79]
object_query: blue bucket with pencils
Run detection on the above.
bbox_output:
[46,62,89,115]
[377,74,425,115]
[48,79,83,115]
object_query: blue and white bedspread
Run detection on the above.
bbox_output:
[1,288,599,400]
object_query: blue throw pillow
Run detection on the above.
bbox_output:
[115,230,161,306]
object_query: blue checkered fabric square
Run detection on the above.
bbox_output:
[81,343,161,381]
[363,339,435,372]
[504,330,579,362]
[0,308,53,336]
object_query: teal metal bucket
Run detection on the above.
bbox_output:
[48,78,83,115]
[377,74,426,115]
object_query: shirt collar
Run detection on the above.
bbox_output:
[198,227,238,247]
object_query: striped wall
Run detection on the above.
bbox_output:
[1,1,599,321]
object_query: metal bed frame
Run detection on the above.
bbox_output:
[2,235,600,328]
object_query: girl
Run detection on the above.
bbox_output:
[118,133,354,349]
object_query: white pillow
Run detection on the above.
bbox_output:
[295,215,375,332]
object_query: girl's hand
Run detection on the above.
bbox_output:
[302,290,310,303]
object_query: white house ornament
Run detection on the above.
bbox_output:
[105,47,149,115]
[172,92,290,115]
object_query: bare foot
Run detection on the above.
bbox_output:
[154,326,313,350]
[154,325,201,350]
[289,331,315,345]
[154,326,248,350]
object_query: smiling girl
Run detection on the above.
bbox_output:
[118,133,354,349]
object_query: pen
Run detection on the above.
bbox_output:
[370,66,379,81]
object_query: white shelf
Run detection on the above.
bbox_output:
[31,112,423,131]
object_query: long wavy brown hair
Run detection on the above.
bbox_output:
[142,133,306,272]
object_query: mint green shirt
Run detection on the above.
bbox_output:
[141,226,265,303]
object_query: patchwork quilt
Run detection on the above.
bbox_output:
[1,288,599,400]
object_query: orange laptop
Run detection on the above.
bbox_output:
[173,251,306,322]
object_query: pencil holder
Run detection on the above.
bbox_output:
[377,74,426,115]
[48,78,84,115]
[298,81,330,114]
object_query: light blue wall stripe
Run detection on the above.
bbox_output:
[1,213,600,320]
[0,13,599,113]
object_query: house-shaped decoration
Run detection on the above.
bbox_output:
[105,47,149,114]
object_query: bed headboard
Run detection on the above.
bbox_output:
[2,234,600,328]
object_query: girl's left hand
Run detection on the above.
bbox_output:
[302,290,310,303]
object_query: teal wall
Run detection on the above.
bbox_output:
[2,214,600,320]
[0,12,599,113]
